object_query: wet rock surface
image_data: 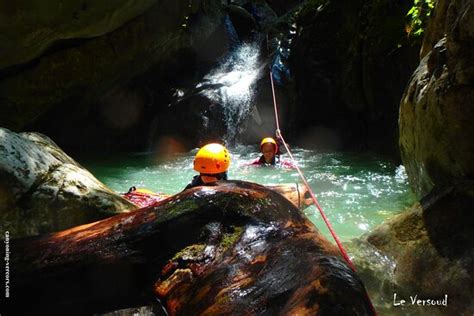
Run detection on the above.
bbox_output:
[0,128,136,238]
[344,239,401,314]
[0,0,157,70]
[0,0,420,155]
[365,184,474,315]
[399,0,474,197]
[289,0,420,155]
[9,181,374,315]
[0,0,226,141]
[354,2,474,315]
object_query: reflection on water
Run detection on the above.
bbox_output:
[80,146,416,241]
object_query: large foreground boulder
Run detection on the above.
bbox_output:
[0,128,137,238]
[9,181,375,315]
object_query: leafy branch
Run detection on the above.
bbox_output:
[406,0,435,37]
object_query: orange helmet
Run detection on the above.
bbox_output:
[194,143,231,174]
[260,137,278,154]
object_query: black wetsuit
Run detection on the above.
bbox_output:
[256,155,277,165]
[183,172,228,191]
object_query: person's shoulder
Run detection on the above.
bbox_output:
[184,175,202,190]
[253,157,264,164]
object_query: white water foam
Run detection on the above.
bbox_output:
[198,43,262,143]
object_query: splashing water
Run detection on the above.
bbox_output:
[80,147,416,242]
[197,43,262,143]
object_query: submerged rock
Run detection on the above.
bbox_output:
[0,128,137,238]
[344,238,400,314]
[10,180,374,315]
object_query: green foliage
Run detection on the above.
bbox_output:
[406,0,436,37]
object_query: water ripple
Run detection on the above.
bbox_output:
[81,148,416,241]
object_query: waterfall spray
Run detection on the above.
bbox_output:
[197,42,262,144]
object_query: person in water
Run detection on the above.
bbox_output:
[249,136,296,169]
[184,143,231,190]
[253,137,279,165]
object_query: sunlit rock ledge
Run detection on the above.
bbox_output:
[0,127,137,238]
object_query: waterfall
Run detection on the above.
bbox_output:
[197,42,262,144]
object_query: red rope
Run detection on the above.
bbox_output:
[269,72,281,132]
[270,71,354,268]
[269,71,377,314]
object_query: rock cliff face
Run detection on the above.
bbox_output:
[399,0,474,197]
[0,128,137,238]
[0,0,422,154]
[361,1,474,314]
[0,0,226,145]
[366,185,473,315]
[0,0,158,69]
[289,0,420,155]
